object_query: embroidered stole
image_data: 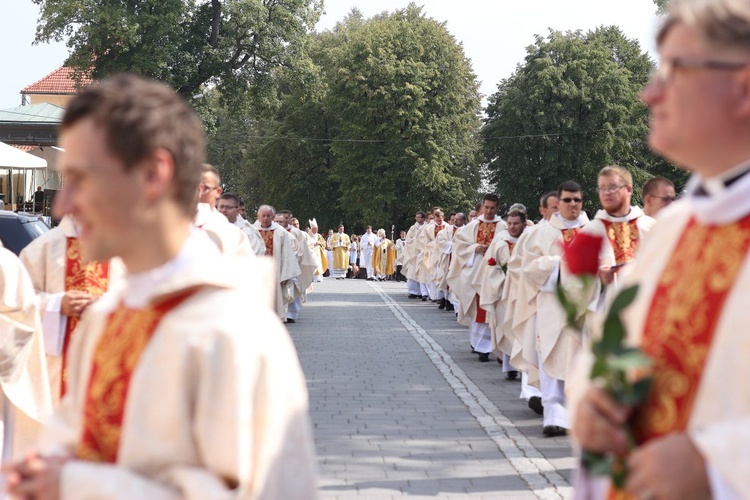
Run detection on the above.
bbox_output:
[601,219,640,265]
[260,229,274,256]
[561,227,581,247]
[62,237,110,396]
[76,287,200,463]
[609,215,750,499]
[434,224,445,238]
[475,221,497,323]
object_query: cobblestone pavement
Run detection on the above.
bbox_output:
[287,278,576,499]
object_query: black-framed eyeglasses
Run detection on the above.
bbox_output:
[651,195,676,203]
[596,185,626,194]
[652,57,750,83]
[560,197,582,204]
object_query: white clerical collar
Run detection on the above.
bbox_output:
[689,157,750,198]
[683,164,750,224]
[476,215,502,223]
[59,215,80,238]
[506,234,519,243]
[594,206,644,223]
[553,212,587,229]
[123,229,218,309]
[254,221,279,231]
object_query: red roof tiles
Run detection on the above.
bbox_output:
[10,145,40,152]
[22,66,92,95]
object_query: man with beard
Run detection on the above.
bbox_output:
[580,166,656,325]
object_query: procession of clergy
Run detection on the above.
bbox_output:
[399,168,676,438]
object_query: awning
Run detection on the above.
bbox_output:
[0,141,47,169]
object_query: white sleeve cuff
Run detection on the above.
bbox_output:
[707,462,741,500]
[42,292,67,356]
[540,262,560,292]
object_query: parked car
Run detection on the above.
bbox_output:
[0,211,49,255]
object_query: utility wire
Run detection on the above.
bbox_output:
[241,126,618,143]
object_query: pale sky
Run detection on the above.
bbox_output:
[0,1,661,111]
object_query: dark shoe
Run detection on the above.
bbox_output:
[497,357,503,365]
[408,294,420,299]
[286,318,296,324]
[528,396,543,416]
[421,296,428,301]
[478,352,490,362]
[543,425,567,437]
[470,344,476,353]
[437,298,446,310]
[445,302,454,312]
[505,370,518,381]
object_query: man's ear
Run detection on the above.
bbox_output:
[143,148,175,202]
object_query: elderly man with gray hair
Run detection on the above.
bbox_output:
[572,0,750,498]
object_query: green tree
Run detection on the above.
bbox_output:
[653,0,669,13]
[213,5,483,232]
[32,0,322,103]
[481,26,686,218]
[325,4,482,230]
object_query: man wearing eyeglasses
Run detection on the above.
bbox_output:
[195,165,254,258]
[518,180,589,437]
[643,176,677,218]
[572,0,750,498]
[580,166,656,301]
[217,193,265,256]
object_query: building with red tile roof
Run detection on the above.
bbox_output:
[21,66,92,107]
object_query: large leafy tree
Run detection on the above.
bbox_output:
[481,27,686,218]
[215,5,483,232]
[324,4,482,230]
[32,0,322,102]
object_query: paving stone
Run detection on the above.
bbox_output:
[289,278,574,499]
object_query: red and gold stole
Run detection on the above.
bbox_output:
[62,237,110,396]
[507,240,515,255]
[561,227,581,247]
[76,287,200,463]
[601,219,640,265]
[475,221,498,323]
[260,229,274,256]
[434,224,445,238]
[608,215,750,500]
[632,215,750,441]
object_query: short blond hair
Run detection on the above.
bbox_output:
[599,165,633,187]
[658,0,750,50]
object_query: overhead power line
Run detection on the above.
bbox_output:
[240,126,619,144]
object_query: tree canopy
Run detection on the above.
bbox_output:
[32,0,322,103]
[210,4,483,232]
[481,26,687,218]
